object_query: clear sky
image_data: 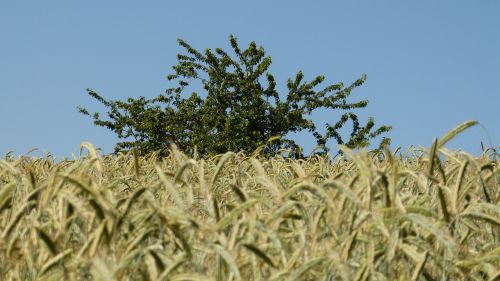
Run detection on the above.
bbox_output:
[1,1,499,158]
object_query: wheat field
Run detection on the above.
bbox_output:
[1,122,499,280]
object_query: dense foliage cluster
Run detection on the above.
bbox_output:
[79,35,391,158]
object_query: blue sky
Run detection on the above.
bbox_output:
[1,1,499,158]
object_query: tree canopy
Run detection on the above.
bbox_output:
[79,35,391,158]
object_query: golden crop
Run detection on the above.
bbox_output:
[0,122,499,280]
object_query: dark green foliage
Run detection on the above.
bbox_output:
[78,35,391,158]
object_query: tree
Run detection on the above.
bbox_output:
[78,35,391,158]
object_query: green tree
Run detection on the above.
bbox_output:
[78,35,391,158]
